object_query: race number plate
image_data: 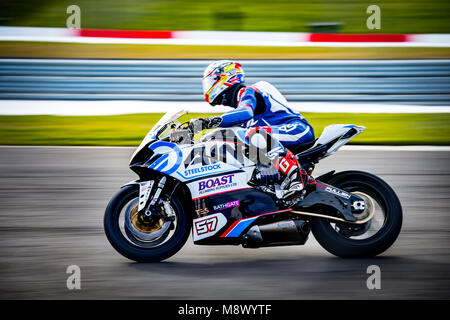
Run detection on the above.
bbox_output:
[193,213,227,241]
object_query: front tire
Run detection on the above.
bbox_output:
[311,171,402,258]
[104,184,191,262]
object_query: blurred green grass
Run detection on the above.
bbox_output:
[1,42,450,59]
[0,113,448,146]
[1,0,449,34]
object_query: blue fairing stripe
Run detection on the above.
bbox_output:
[221,208,292,238]
[223,217,258,238]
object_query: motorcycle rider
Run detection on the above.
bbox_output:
[191,60,315,201]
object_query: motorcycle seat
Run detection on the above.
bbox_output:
[290,139,317,155]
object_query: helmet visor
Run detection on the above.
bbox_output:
[202,72,220,96]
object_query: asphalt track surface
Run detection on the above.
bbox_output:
[0,146,449,299]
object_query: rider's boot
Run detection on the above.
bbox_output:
[274,150,314,201]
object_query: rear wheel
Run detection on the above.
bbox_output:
[311,171,402,258]
[104,184,191,262]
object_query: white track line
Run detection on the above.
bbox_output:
[2,58,449,64]
[1,100,449,115]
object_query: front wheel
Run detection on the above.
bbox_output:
[311,171,402,258]
[104,184,191,262]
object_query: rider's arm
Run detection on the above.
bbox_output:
[218,87,258,127]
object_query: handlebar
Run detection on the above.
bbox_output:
[178,121,195,133]
[169,121,195,144]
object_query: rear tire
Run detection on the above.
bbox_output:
[311,171,402,258]
[104,184,191,262]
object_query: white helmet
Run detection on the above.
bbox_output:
[202,60,245,105]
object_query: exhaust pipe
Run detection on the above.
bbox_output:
[242,219,310,248]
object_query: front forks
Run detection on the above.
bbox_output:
[137,176,175,222]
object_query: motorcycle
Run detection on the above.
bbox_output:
[104,109,402,262]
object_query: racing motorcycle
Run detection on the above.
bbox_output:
[104,109,402,262]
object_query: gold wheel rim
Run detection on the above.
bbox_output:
[129,204,164,233]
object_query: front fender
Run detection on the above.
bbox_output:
[120,180,140,189]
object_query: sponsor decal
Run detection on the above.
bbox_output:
[195,207,210,217]
[198,174,236,195]
[245,118,258,128]
[188,171,251,200]
[138,180,154,211]
[184,164,221,177]
[267,146,284,160]
[213,200,240,211]
[278,123,298,132]
[148,141,182,175]
[325,186,351,199]
[277,154,296,174]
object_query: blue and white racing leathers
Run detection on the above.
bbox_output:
[218,81,315,150]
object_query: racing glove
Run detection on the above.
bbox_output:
[189,116,222,133]
[203,116,222,129]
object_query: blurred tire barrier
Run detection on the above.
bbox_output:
[0,59,449,105]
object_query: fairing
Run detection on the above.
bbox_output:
[128,113,368,246]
